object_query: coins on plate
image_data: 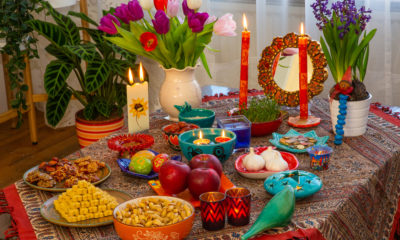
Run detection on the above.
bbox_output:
[115,197,193,227]
[54,180,118,222]
[279,136,317,149]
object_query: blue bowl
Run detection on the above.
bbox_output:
[178,109,215,128]
[178,128,236,163]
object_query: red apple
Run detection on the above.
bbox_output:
[189,154,223,176]
[188,168,221,199]
[152,153,169,173]
[159,160,191,194]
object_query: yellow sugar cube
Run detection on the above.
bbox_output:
[72,184,79,190]
[90,200,99,206]
[89,206,98,213]
[94,212,100,218]
[87,213,94,219]
[98,212,104,218]
[72,195,82,202]
[86,194,93,201]
[80,208,88,215]
[82,194,89,201]
[104,210,112,216]
[98,205,106,212]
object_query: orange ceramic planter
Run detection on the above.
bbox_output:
[75,110,124,148]
[113,196,195,240]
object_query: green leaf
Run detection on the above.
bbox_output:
[20,84,29,91]
[111,45,137,62]
[46,88,72,127]
[84,28,105,45]
[320,37,337,82]
[83,102,97,120]
[94,98,112,118]
[200,52,212,79]
[48,7,80,45]
[44,60,74,97]
[65,43,99,61]
[27,20,67,46]
[45,44,73,62]
[349,29,377,67]
[85,59,111,92]
[68,11,99,26]
[110,59,131,78]
[115,83,127,108]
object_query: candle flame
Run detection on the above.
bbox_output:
[242,13,248,31]
[300,22,304,35]
[128,68,134,85]
[199,130,203,139]
[139,62,144,82]
[222,130,226,138]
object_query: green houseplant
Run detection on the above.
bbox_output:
[28,3,137,146]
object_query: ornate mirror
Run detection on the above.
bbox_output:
[258,32,328,107]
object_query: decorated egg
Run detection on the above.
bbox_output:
[129,156,153,175]
[133,150,156,161]
[152,153,169,173]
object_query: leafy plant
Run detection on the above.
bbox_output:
[27,3,137,127]
[239,98,280,123]
[311,0,376,83]
[0,0,44,127]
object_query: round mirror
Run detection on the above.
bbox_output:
[258,33,328,107]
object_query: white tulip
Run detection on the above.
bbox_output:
[187,0,202,10]
[139,0,154,11]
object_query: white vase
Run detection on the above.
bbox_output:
[159,66,202,121]
[329,93,372,137]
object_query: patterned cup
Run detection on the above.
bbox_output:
[226,187,251,226]
[199,192,226,231]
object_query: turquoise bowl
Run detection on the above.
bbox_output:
[178,128,236,163]
[178,109,215,128]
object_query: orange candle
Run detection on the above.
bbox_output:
[215,130,232,143]
[193,130,211,145]
[239,14,250,110]
[299,22,308,119]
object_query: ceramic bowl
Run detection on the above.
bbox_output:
[235,147,299,179]
[178,109,215,128]
[161,123,199,151]
[178,128,236,163]
[113,196,195,240]
[251,113,283,137]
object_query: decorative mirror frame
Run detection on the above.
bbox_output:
[258,32,328,107]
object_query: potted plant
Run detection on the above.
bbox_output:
[28,3,137,147]
[311,0,376,138]
[102,0,237,121]
[238,98,282,137]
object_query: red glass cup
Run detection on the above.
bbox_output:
[199,192,226,231]
[226,187,251,226]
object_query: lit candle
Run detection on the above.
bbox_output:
[127,62,149,133]
[215,130,232,143]
[239,13,250,110]
[193,130,211,145]
[299,22,308,119]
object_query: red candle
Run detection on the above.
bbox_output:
[215,130,232,143]
[299,22,308,119]
[239,14,250,110]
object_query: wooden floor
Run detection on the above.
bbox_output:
[0,112,80,188]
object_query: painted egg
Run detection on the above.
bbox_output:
[152,154,169,173]
[129,156,152,175]
[133,150,156,161]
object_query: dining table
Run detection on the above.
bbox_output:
[1,92,400,240]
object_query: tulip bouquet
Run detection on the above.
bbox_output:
[100,0,237,78]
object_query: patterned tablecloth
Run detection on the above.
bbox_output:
[7,97,400,240]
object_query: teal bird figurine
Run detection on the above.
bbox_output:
[241,185,295,240]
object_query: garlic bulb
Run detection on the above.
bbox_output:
[243,147,265,171]
[261,147,288,171]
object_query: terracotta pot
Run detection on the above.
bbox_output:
[329,93,372,137]
[75,110,124,148]
[251,113,283,137]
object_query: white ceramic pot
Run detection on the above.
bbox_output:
[159,66,202,121]
[329,93,372,137]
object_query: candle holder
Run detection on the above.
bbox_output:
[199,192,226,231]
[216,115,251,151]
[307,145,333,170]
[226,187,251,226]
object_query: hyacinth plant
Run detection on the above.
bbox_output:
[99,0,237,78]
[312,0,376,85]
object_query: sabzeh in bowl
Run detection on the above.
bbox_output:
[237,98,283,137]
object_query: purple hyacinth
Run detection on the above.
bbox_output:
[98,14,121,35]
[182,0,195,16]
[152,10,170,34]
[188,12,209,33]
[114,0,143,24]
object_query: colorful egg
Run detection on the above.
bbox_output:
[133,150,156,161]
[152,154,169,173]
[129,156,153,175]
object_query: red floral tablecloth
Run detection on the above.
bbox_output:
[1,96,400,240]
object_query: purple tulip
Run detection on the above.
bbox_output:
[188,12,209,33]
[98,14,121,35]
[182,0,194,16]
[114,0,143,24]
[152,10,170,34]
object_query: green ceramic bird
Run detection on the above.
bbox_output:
[241,185,295,240]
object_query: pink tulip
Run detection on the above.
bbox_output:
[213,13,236,37]
[167,0,179,18]
[205,15,217,25]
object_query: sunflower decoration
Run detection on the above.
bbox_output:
[129,98,148,119]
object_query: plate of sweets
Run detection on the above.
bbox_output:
[148,154,235,207]
[24,156,111,192]
[269,129,329,153]
[40,180,132,227]
[235,146,299,179]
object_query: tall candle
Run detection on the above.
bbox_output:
[239,13,250,110]
[299,22,308,119]
[127,63,149,133]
